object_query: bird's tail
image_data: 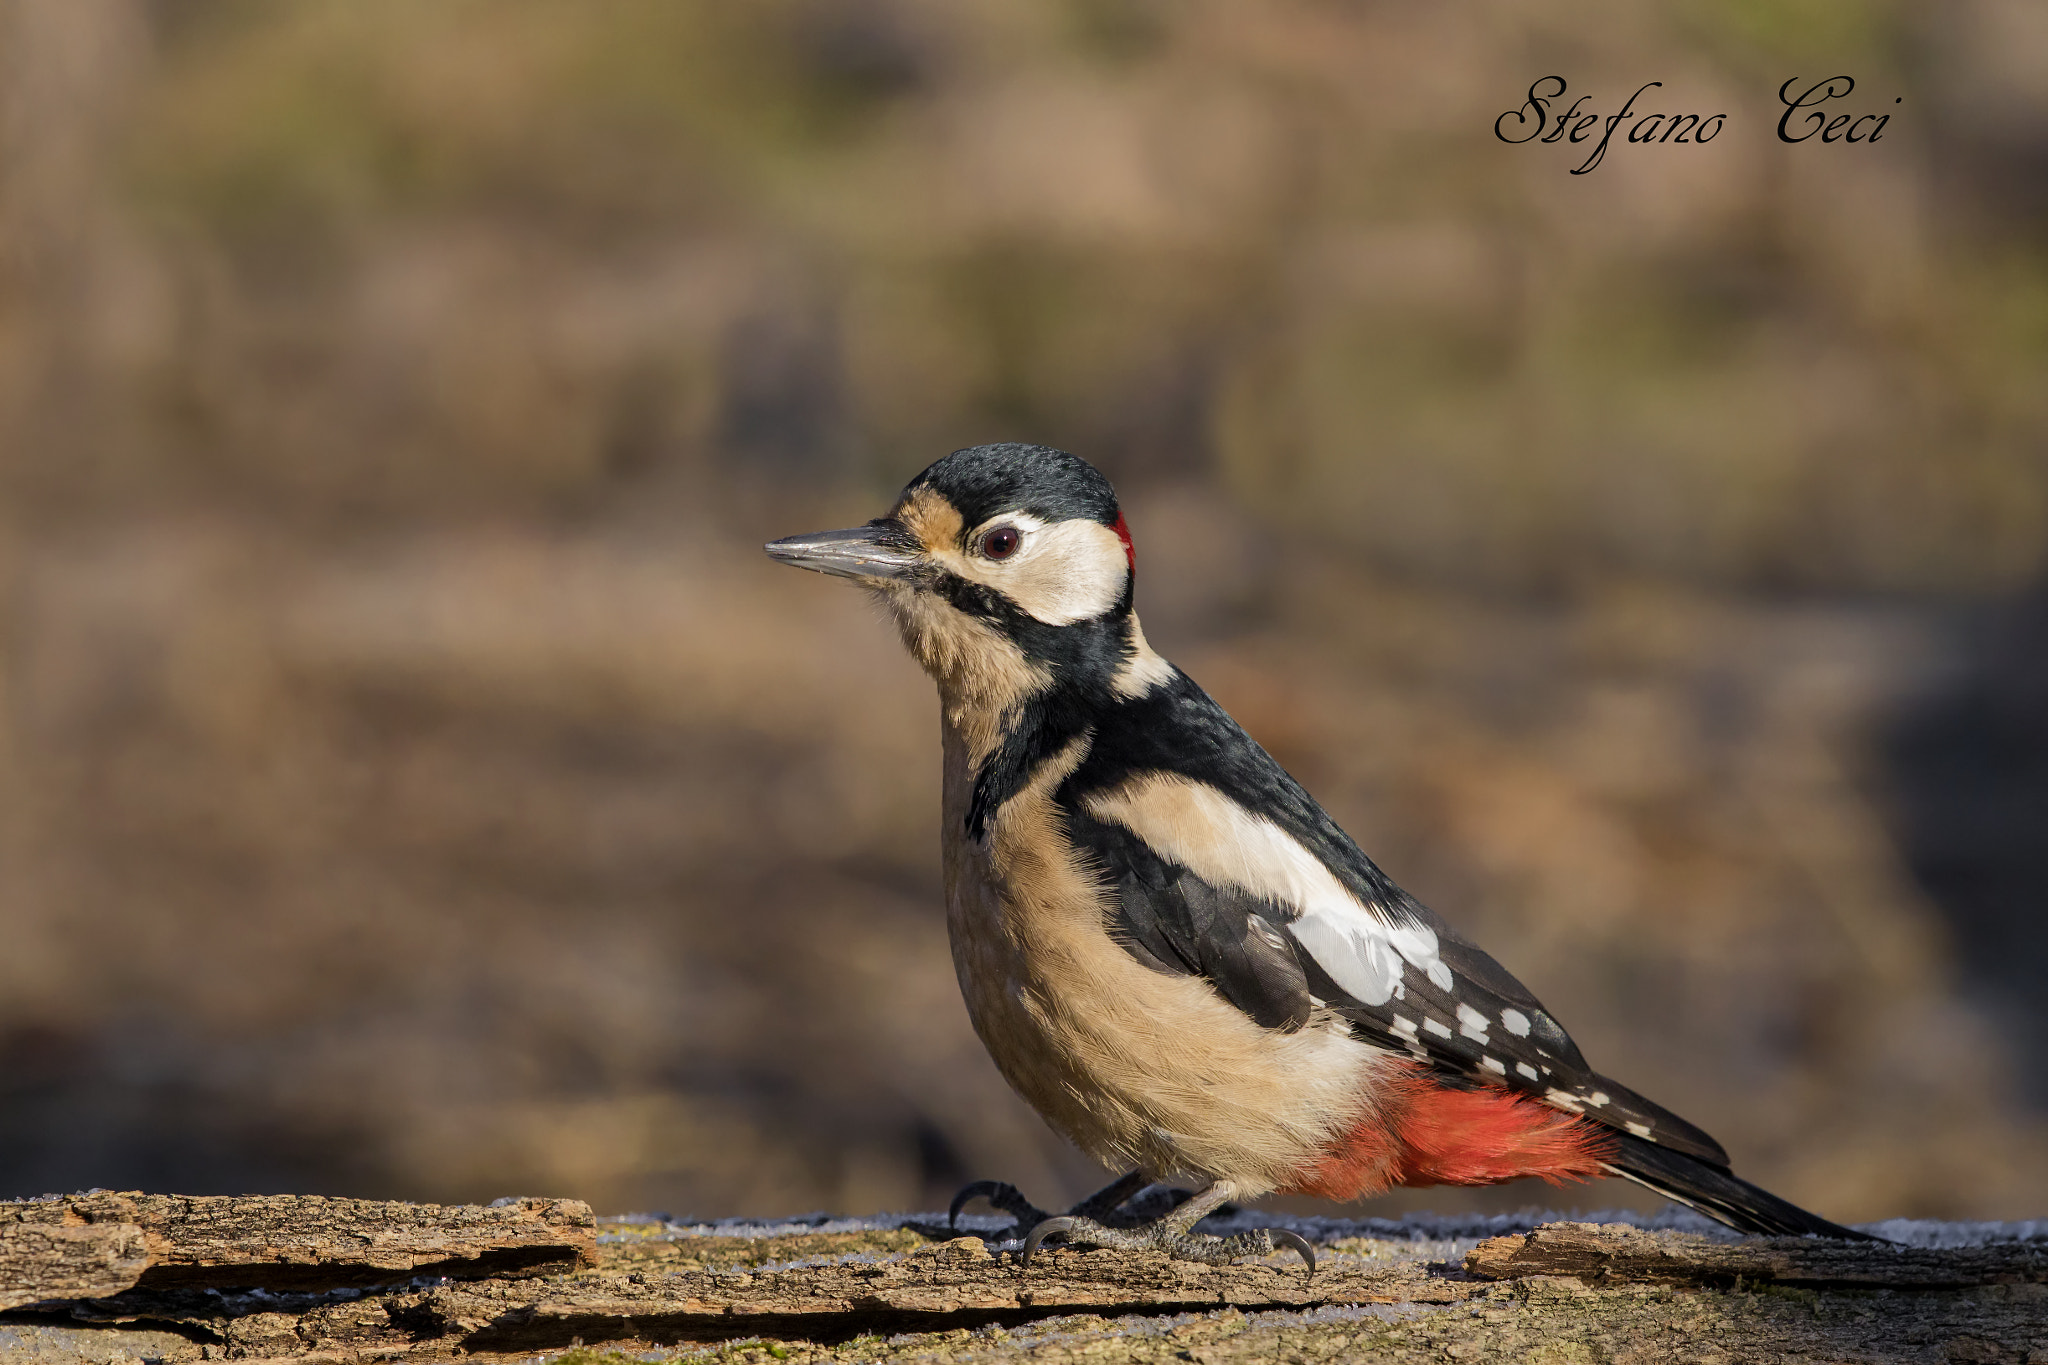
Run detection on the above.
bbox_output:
[1602,1132,1880,1241]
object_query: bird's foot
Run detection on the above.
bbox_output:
[1021,1211,1314,1277]
[949,1169,1152,1241]
[947,1179,1054,1235]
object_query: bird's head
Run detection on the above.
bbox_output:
[766,443,1151,705]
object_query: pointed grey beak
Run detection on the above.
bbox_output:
[764,523,923,581]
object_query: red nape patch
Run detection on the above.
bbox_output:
[1110,511,1135,576]
[1279,1067,1616,1202]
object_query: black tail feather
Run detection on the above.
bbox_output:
[1604,1132,1881,1241]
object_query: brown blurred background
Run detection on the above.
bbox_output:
[1,0,2044,1224]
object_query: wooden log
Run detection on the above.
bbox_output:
[407,1235,1421,1351]
[0,1192,596,1294]
[7,1208,2047,1363]
[0,1221,150,1309]
[1465,1220,2048,1289]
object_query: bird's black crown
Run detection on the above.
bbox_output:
[903,443,1120,531]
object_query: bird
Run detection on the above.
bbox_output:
[765,441,1874,1273]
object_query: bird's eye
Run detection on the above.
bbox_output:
[980,526,1021,560]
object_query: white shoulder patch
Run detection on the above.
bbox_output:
[1110,615,1177,699]
[1084,772,1447,1007]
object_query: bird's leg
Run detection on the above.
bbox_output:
[949,1169,1149,1239]
[1063,1169,1150,1223]
[1020,1180,1314,1276]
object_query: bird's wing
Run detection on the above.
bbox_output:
[1068,807,1315,1032]
[1063,671,1730,1168]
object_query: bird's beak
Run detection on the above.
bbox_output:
[764,522,923,581]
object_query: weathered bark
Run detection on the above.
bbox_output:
[1466,1220,2048,1289]
[3,1200,2045,1363]
[0,1221,149,1310]
[0,1192,595,1296]
[385,1234,1460,1350]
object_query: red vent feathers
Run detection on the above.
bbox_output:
[1281,1066,1616,1201]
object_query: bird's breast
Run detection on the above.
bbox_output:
[935,714,1391,1190]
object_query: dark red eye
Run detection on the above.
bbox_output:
[980,526,1021,559]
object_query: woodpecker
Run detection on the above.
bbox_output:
[766,442,1873,1271]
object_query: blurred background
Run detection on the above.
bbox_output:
[1,0,2045,1224]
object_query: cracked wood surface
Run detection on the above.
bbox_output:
[0,1192,596,1298]
[1464,1220,2048,1289]
[1,1199,2044,1363]
[0,1221,151,1310]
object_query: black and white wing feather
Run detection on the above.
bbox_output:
[1060,668,1727,1167]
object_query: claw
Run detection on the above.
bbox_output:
[948,1180,1010,1230]
[1020,1215,1079,1267]
[1269,1228,1316,1279]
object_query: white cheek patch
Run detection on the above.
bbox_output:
[1085,772,1448,1007]
[939,514,1130,626]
